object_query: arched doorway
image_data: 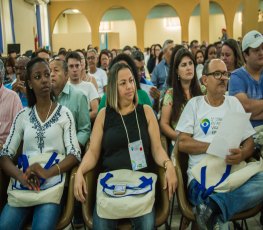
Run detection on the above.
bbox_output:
[52,9,91,53]
[189,4,201,44]
[100,7,136,50]
[144,4,181,47]
[209,2,226,43]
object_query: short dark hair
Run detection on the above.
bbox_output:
[131,50,144,62]
[65,51,81,63]
[202,59,212,75]
[36,48,50,56]
[25,57,54,107]
[190,40,198,48]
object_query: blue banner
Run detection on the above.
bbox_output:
[36,5,42,48]
[9,0,16,43]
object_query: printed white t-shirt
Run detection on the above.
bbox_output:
[176,95,255,185]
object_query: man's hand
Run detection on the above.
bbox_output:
[12,81,26,94]
[226,148,244,165]
[149,87,160,100]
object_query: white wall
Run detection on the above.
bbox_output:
[189,15,201,43]
[13,0,36,54]
[144,18,181,47]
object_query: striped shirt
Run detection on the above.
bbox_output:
[0,84,23,145]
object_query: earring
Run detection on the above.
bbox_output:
[178,75,180,80]
[29,86,32,89]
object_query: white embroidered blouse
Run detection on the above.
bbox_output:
[0,104,81,161]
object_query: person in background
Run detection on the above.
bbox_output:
[66,52,99,122]
[87,49,108,98]
[147,44,162,74]
[195,50,205,84]
[122,45,133,56]
[76,49,98,91]
[221,39,244,72]
[5,56,30,107]
[189,40,200,56]
[0,59,22,150]
[74,62,177,229]
[36,48,50,62]
[58,49,67,61]
[160,48,202,154]
[204,44,217,62]
[0,57,81,229]
[111,49,118,60]
[50,57,91,151]
[151,40,174,91]
[131,50,160,113]
[220,28,228,42]
[4,57,16,84]
[214,41,223,58]
[97,49,111,74]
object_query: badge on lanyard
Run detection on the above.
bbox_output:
[128,140,147,171]
[119,106,148,171]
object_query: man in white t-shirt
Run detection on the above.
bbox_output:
[87,49,107,97]
[66,52,99,122]
[176,59,263,229]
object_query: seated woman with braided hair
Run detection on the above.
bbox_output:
[0,57,81,229]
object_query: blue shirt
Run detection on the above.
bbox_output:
[140,77,153,86]
[229,66,263,127]
[4,82,28,108]
[151,59,169,90]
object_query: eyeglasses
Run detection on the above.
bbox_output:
[205,71,231,80]
[15,66,26,71]
[68,64,80,69]
[87,56,95,60]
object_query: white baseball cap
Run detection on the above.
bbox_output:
[242,30,263,51]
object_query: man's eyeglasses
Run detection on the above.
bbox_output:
[15,66,26,71]
[68,64,80,69]
[205,71,231,80]
[87,56,95,60]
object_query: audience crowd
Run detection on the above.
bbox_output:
[0,30,263,229]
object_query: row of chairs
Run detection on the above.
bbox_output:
[0,137,262,229]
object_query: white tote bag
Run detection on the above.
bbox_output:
[96,169,157,219]
[191,154,263,193]
[7,152,66,207]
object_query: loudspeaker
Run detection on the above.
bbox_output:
[7,44,20,54]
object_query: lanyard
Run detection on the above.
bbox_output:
[119,105,142,144]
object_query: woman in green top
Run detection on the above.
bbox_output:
[160,48,202,152]
[98,54,152,112]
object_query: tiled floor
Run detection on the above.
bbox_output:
[65,199,263,230]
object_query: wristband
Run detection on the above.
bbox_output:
[163,159,172,170]
[55,164,61,176]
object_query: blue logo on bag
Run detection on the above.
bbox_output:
[200,119,210,134]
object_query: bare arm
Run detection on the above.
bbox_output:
[74,109,105,202]
[178,132,209,155]
[144,105,177,200]
[235,93,263,119]
[89,99,99,122]
[160,104,178,141]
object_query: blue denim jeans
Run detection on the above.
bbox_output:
[188,172,263,222]
[0,203,61,230]
[93,206,155,230]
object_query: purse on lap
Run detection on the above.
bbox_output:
[96,169,157,219]
[7,152,66,207]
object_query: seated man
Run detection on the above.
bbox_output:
[176,59,263,229]
[0,60,22,149]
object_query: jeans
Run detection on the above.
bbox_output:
[0,203,61,230]
[188,172,263,222]
[93,206,155,230]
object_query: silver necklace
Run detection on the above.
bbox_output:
[45,101,53,122]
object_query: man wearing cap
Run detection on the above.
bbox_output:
[229,30,263,128]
